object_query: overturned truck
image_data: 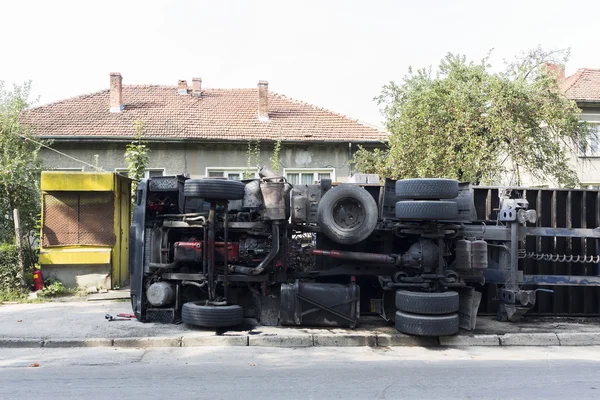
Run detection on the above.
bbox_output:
[129,168,600,336]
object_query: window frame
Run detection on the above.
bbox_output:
[205,167,254,180]
[115,168,165,178]
[47,167,84,172]
[283,168,335,185]
[580,123,600,157]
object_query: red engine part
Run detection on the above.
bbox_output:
[174,240,239,263]
[33,268,44,291]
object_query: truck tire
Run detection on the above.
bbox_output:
[395,178,459,199]
[184,179,245,200]
[395,200,458,220]
[395,290,459,315]
[317,184,378,245]
[181,302,243,328]
[395,310,459,336]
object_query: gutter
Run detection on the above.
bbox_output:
[36,136,389,145]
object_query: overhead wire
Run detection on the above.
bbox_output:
[20,134,106,172]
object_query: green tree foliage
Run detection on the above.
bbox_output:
[0,81,43,288]
[354,48,589,187]
[270,139,282,172]
[125,119,150,182]
[243,140,261,179]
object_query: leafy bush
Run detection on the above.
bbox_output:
[0,243,20,292]
[0,242,38,293]
[38,279,74,298]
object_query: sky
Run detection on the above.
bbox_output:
[2,0,600,128]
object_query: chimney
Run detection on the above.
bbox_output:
[258,80,269,121]
[192,78,202,96]
[109,72,124,112]
[177,80,188,95]
[544,63,565,81]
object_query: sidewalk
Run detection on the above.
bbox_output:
[1,299,599,348]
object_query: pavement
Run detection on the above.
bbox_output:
[3,346,600,399]
[1,295,599,348]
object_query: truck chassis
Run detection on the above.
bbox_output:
[129,168,600,336]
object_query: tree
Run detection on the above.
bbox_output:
[270,138,282,172]
[243,140,261,179]
[124,119,150,184]
[354,48,590,187]
[0,81,43,288]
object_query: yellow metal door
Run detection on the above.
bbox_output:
[119,179,131,284]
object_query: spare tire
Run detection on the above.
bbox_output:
[396,178,459,199]
[395,200,458,220]
[395,290,459,315]
[184,179,245,200]
[395,311,459,336]
[181,302,243,328]
[317,184,378,245]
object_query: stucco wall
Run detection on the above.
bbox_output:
[39,141,363,181]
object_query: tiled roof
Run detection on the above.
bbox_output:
[560,69,600,103]
[22,85,388,142]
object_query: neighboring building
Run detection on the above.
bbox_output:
[22,73,388,183]
[559,68,600,189]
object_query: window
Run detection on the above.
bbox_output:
[581,125,599,156]
[283,168,335,185]
[115,168,165,178]
[46,167,84,172]
[205,167,250,180]
[582,183,600,190]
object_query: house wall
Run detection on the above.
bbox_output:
[39,141,366,181]
[505,106,600,188]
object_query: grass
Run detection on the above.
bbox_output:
[0,280,84,304]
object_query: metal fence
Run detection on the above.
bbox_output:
[42,191,116,247]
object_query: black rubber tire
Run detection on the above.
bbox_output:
[395,310,459,336]
[395,178,459,200]
[184,179,245,200]
[395,200,458,220]
[395,290,459,315]
[317,184,378,245]
[181,302,243,328]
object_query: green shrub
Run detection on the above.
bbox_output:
[0,242,39,293]
[0,243,20,292]
[38,279,74,298]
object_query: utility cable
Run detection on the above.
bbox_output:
[20,134,106,172]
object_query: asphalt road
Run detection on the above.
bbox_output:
[1,346,599,399]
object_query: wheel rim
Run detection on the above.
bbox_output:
[332,197,365,231]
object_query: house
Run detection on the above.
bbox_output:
[23,73,388,183]
[559,68,600,189]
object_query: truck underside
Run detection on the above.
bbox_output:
[129,168,600,336]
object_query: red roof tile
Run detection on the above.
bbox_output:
[22,85,388,142]
[560,69,600,103]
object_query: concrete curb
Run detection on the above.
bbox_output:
[1,332,599,348]
[498,333,560,346]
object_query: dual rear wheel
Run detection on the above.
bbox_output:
[395,290,460,336]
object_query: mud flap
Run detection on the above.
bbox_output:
[458,287,482,331]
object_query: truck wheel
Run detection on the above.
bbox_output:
[395,290,459,315]
[317,184,378,245]
[395,178,459,199]
[395,200,458,220]
[181,302,243,328]
[184,179,245,200]
[395,310,459,336]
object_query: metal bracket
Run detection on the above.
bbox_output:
[295,294,357,323]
